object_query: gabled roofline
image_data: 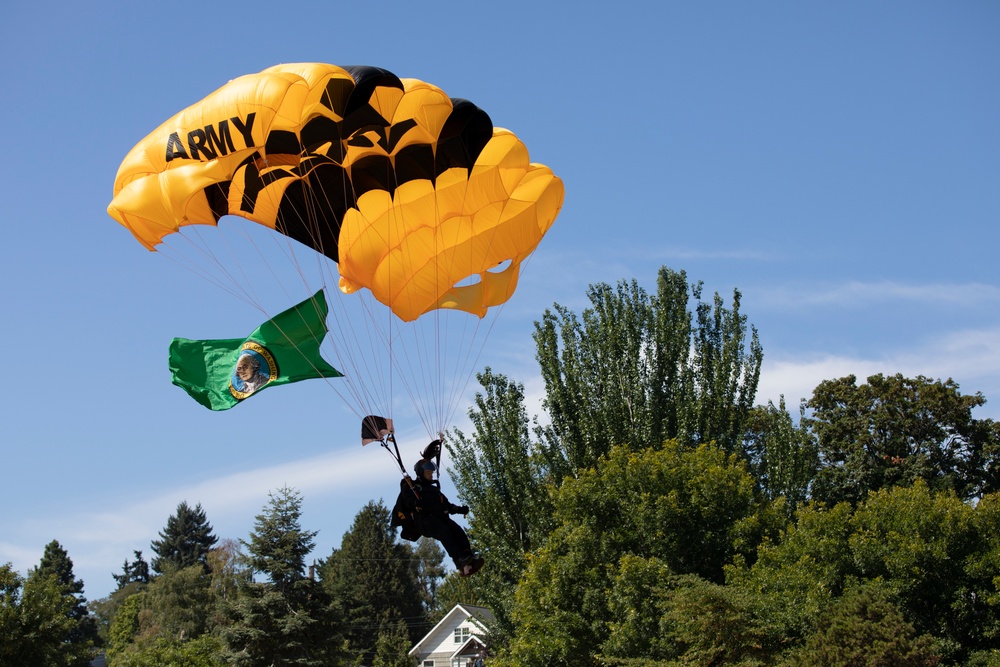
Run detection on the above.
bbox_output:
[450,635,487,659]
[408,604,495,656]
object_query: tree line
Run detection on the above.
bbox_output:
[3,266,999,666]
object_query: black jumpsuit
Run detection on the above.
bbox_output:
[392,476,474,568]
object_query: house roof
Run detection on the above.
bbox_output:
[408,604,495,657]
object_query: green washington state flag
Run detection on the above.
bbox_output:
[169,290,342,410]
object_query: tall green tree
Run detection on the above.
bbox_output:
[447,368,554,638]
[371,619,415,667]
[35,539,101,664]
[106,592,145,665]
[432,571,482,620]
[109,635,224,667]
[151,501,219,574]
[1,562,92,667]
[105,565,225,667]
[92,550,151,646]
[742,397,818,511]
[319,500,424,664]
[806,373,1000,505]
[413,537,446,616]
[222,486,343,667]
[533,266,762,480]
[142,564,215,641]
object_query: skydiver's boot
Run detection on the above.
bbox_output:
[459,555,485,577]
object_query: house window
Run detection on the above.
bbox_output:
[454,627,470,643]
[423,661,434,667]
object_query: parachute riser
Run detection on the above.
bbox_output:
[380,433,406,476]
[380,433,421,499]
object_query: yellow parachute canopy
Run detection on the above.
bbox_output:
[108,63,563,322]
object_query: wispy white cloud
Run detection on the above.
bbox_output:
[0,433,413,600]
[754,280,1000,309]
[756,327,1000,415]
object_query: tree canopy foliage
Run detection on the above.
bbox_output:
[223,486,342,667]
[447,368,554,638]
[1,561,96,667]
[533,267,762,480]
[319,500,425,664]
[806,373,1000,505]
[502,440,764,666]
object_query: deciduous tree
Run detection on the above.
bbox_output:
[505,441,760,666]
[729,483,1000,665]
[533,266,762,481]
[742,397,818,512]
[1,562,92,667]
[447,368,553,637]
[92,550,150,646]
[806,373,1000,505]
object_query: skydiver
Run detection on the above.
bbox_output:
[391,440,484,577]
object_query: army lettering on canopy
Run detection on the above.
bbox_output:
[165,113,257,162]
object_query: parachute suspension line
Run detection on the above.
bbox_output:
[318,192,393,422]
[310,172,393,418]
[160,223,266,311]
[231,170,355,393]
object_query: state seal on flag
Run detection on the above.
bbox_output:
[229,342,279,399]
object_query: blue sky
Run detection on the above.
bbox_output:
[2,1,998,601]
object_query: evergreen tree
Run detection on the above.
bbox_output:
[784,585,939,667]
[35,539,101,664]
[222,486,343,666]
[151,501,219,574]
[413,538,446,615]
[319,500,425,664]
[112,550,151,589]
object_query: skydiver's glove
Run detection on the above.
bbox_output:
[422,439,441,460]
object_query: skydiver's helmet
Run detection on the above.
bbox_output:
[415,459,437,478]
